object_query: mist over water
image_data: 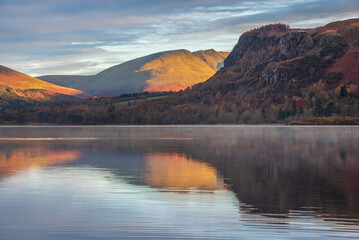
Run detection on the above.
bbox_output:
[0,126,358,240]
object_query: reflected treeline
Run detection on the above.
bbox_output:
[0,126,358,220]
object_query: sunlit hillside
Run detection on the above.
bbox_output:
[141,49,228,92]
[0,65,87,102]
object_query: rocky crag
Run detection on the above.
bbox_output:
[200,19,359,99]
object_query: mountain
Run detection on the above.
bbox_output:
[192,49,229,71]
[38,49,229,96]
[112,18,359,124]
[0,65,87,104]
[216,18,359,95]
[2,18,358,124]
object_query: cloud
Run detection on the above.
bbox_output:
[0,0,358,76]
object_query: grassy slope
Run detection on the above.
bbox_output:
[141,50,219,92]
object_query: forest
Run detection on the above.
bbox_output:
[0,80,358,125]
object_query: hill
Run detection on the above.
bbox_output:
[38,49,229,96]
[0,65,87,106]
[2,18,358,124]
[120,18,358,124]
[192,49,229,71]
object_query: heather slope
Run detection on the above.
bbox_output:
[39,49,229,96]
[210,19,359,96]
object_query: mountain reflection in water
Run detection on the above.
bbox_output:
[0,143,80,178]
[0,126,358,239]
[144,153,225,191]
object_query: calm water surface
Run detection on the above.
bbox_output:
[0,126,358,240]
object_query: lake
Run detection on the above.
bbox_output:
[0,126,358,240]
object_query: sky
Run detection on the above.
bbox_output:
[1,0,358,77]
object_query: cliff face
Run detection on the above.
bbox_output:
[198,19,358,98]
[224,24,290,69]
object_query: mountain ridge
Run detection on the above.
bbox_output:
[112,18,359,124]
[38,49,229,96]
[1,18,358,124]
[194,19,359,99]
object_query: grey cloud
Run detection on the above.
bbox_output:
[0,0,358,76]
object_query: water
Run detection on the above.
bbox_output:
[0,126,358,240]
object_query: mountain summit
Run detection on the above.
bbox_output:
[207,19,359,97]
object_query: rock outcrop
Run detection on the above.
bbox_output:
[279,31,314,58]
[196,19,358,98]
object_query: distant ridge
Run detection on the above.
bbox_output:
[38,49,229,96]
